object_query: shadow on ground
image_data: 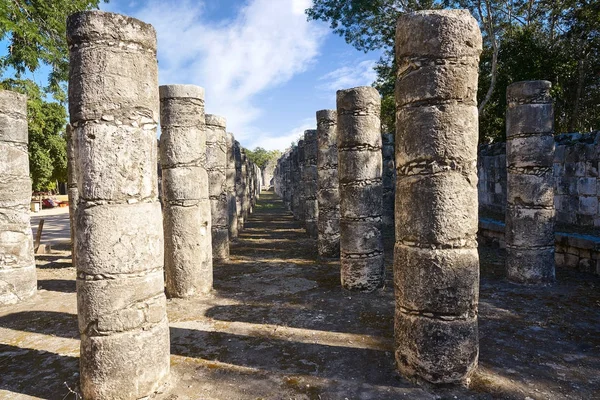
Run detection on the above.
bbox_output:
[0,192,598,399]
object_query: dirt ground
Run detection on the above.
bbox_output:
[1,192,599,399]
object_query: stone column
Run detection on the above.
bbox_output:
[206,115,229,261]
[336,87,384,291]
[303,130,319,238]
[67,11,169,398]
[382,133,396,228]
[262,159,276,189]
[316,109,340,258]
[234,142,245,230]
[294,140,306,222]
[226,133,239,239]
[66,124,79,269]
[394,10,481,385]
[159,85,212,297]
[0,90,37,306]
[291,147,300,218]
[506,81,555,284]
[241,151,250,219]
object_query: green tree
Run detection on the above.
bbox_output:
[2,79,67,191]
[307,0,600,141]
[245,147,283,169]
[307,0,437,134]
[0,0,108,191]
[0,0,108,101]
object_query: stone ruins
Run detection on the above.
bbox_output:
[505,81,556,284]
[336,86,384,292]
[0,90,37,305]
[67,11,170,398]
[159,84,212,298]
[394,10,481,384]
[205,114,230,261]
[1,7,599,400]
[316,109,340,258]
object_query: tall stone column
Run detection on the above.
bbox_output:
[294,140,306,223]
[235,143,246,230]
[336,87,384,291]
[241,152,250,219]
[206,115,229,261]
[0,90,37,305]
[291,146,300,219]
[67,11,170,398]
[506,81,555,284]
[316,110,340,258]
[394,10,481,385]
[382,133,396,228]
[159,85,212,297]
[262,159,276,189]
[66,124,79,260]
[303,130,319,238]
[226,133,239,239]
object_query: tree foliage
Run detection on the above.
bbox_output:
[244,147,283,169]
[307,0,600,141]
[1,79,67,191]
[0,0,107,191]
[0,0,107,101]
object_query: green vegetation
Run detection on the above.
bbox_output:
[0,0,107,191]
[244,147,282,169]
[307,0,600,141]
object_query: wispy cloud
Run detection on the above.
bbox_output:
[104,0,327,149]
[318,59,378,93]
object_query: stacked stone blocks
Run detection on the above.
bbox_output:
[67,11,170,399]
[394,10,482,385]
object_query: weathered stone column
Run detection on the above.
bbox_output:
[316,110,340,258]
[233,141,244,230]
[241,151,250,219]
[262,159,276,189]
[336,87,384,291]
[382,133,396,228]
[226,133,239,239]
[0,90,37,305]
[394,10,481,385]
[67,11,169,398]
[303,130,319,238]
[291,147,300,218]
[66,124,79,260]
[294,140,306,222]
[206,115,229,261]
[506,81,555,284]
[159,85,212,297]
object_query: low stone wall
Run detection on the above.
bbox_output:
[478,131,600,229]
[478,218,600,276]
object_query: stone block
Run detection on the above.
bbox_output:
[396,171,478,245]
[506,247,555,283]
[578,177,597,195]
[579,196,598,215]
[506,207,555,247]
[394,312,478,385]
[394,244,478,315]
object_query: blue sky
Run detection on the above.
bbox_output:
[97,0,381,151]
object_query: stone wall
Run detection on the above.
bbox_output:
[478,131,600,228]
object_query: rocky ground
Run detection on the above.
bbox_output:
[0,192,599,399]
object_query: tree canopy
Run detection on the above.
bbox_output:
[0,0,107,191]
[307,0,600,141]
[0,0,107,101]
[244,147,283,169]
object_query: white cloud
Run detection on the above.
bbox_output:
[107,0,327,149]
[318,59,378,93]
[248,118,314,151]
